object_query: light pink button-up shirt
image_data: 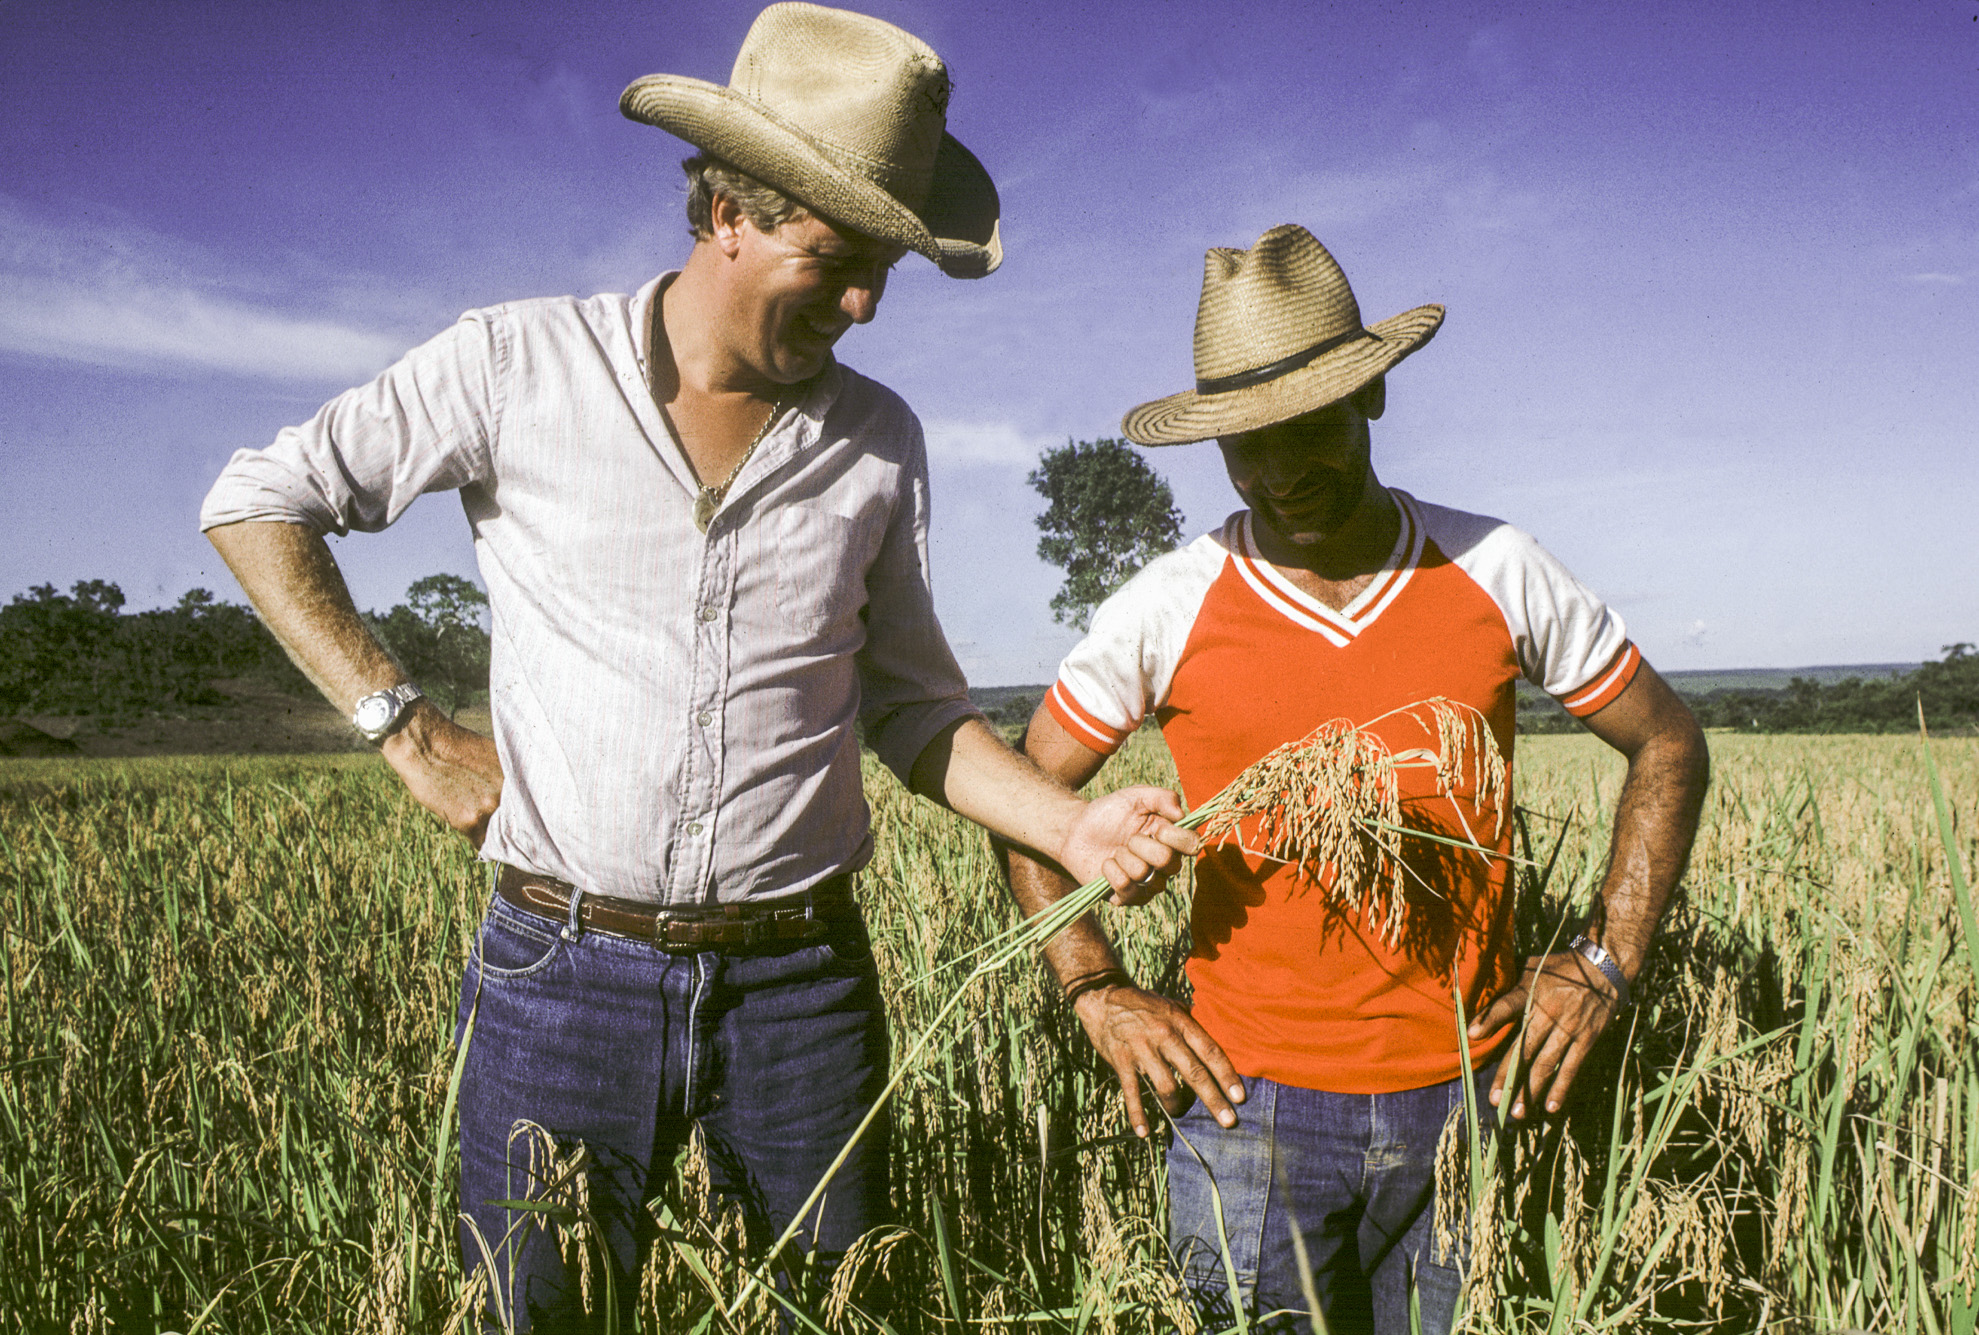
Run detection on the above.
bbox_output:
[201,275,979,904]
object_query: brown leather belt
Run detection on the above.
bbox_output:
[494,864,857,953]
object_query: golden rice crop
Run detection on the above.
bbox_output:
[1,729,1975,1332]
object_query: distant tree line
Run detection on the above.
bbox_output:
[1686,644,1977,735]
[0,575,491,721]
[1517,644,1978,736]
[6,571,1971,739]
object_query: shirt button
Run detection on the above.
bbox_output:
[685,821,704,836]
[698,606,718,623]
[696,711,713,726]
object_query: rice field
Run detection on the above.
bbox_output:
[2,729,1976,1333]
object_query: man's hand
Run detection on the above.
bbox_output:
[1470,660,1706,1120]
[1076,982,1245,1138]
[1057,784,1199,902]
[909,717,1197,899]
[1470,950,1620,1120]
[381,702,505,846]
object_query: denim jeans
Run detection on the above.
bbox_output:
[454,893,890,1331]
[1167,1067,1498,1335]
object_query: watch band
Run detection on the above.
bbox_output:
[1569,934,1632,1008]
[352,682,424,743]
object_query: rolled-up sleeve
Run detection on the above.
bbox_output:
[854,419,982,782]
[199,311,503,535]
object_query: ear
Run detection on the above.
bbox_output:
[1353,375,1387,422]
[708,191,751,259]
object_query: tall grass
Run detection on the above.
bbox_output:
[1,733,1975,1332]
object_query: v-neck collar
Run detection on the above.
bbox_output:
[1225,491,1426,647]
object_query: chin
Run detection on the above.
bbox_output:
[780,338,839,377]
[763,353,823,384]
[1257,509,1335,545]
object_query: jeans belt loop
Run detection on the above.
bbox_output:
[562,887,585,943]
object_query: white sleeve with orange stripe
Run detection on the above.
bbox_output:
[1046,528,1232,757]
[1414,496,1642,720]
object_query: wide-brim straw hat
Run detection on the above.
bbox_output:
[1123,225,1443,445]
[620,3,1001,279]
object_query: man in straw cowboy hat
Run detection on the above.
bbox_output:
[1005,225,1709,1332]
[201,4,1196,1325]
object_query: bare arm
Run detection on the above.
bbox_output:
[206,520,504,843]
[996,705,1244,1138]
[1472,661,1710,1118]
[908,713,1197,895]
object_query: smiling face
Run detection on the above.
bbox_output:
[1216,380,1386,556]
[720,208,906,386]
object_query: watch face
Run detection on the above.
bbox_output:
[355,695,395,734]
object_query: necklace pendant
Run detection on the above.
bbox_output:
[693,488,718,533]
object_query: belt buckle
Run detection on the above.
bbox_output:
[652,916,700,953]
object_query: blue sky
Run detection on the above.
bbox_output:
[3,0,1974,684]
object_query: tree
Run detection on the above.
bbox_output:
[0,582,126,714]
[366,574,491,716]
[0,573,492,720]
[1027,438,1184,630]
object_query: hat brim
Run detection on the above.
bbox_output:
[620,74,1001,279]
[1122,304,1445,446]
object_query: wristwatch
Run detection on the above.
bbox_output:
[1569,934,1632,1008]
[352,683,424,743]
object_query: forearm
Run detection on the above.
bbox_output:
[1587,726,1710,979]
[205,520,406,714]
[1002,844,1129,991]
[911,717,1083,860]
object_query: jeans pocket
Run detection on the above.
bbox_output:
[474,904,565,980]
[820,917,875,966]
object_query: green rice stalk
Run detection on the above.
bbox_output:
[1168,1123,1250,1335]
[1919,701,1979,990]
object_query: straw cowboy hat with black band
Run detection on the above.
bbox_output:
[620,2,1001,280]
[1123,225,1444,446]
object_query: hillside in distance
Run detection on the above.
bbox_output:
[974,665,1927,719]
[1663,663,1919,694]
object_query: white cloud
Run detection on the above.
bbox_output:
[1906,272,1966,285]
[921,419,1050,469]
[0,200,402,382]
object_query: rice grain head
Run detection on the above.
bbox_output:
[1195,699,1506,944]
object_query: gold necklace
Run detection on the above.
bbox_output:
[687,397,783,533]
[647,293,787,535]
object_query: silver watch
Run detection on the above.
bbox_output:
[352,682,424,742]
[1569,933,1632,1008]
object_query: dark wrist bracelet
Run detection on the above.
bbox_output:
[1063,967,1134,1006]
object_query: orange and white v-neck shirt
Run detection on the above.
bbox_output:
[1046,491,1641,1093]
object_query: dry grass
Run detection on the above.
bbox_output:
[1,731,1975,1332]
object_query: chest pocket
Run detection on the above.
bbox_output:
[776,505,869,635]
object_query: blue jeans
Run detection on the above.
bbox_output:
[1167,1068,1498,1335]
[454,894,890,1331]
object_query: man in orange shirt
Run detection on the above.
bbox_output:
[1005,225,1709,1333]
